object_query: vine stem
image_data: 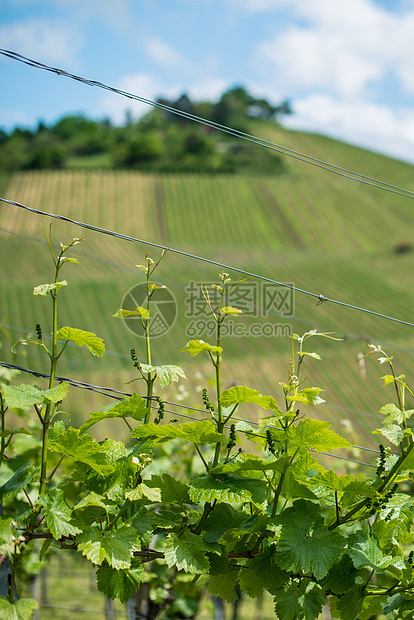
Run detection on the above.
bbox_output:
[212,322,223,468]
[39,259,60,496]
[329,441,414,529]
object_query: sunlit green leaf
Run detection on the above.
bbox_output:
[0,382,68,408]
[348,530,393,572]
[153,365,187,388]
[220,306,243,315]
[57,326,105,356]
[33,281,67,296]
[189,473,267,506]
[286,419,351,453]
[145,474,189,503]
[373,424,405,446]
[96,561,146,603]
[49,422,115,476]
[132,420,225,444]
[37,488,82,539]
[0,597,38,620]
[80,394,147,433]
[112,307,149,320]
[77,525,140,569]
[275,499,346,579]
[164,531,219,574]
[220,385,278,411]
[287,387,325,406]
[180,340,222,356]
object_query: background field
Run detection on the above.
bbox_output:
[2,122,414,454]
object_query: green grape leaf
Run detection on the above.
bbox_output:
[373,424,405,446]
[274,579,325,620]
[37,488,82,539]
[43,383,70,403]
[80,394,148,433]
[358,595,386,620]
[0,517,15,545]
[60,257,79,264]
[335,586,365,620]
[287,387,325,406]
[238,567,263,598]
[48,422,115,476]
[0,598,39,620]
[0,427,32,438]
[384,594,414,616]
[282,470,318,500]
[145,474,189,503]
[112,307,149,319]
[203,503,246,542]
[348,530,393,572]
[379,403,404,424]
[132,420,225,444]
[287,419,351,453]
[300,352,322,360]
[210,454,279,475]
[340,480,378,508]
[208,553,230,576]
[321,555,357,595]
[220,306,243,315]
[77,525,140,569]
[96,561,146,603]
[206,569,240,603]
[124,509,153,546]
[275,499,346,579]
[33,281,67,296]
[153,365,187,388]
[180,340,223,356]
[309,469,351,492]
[57,326,105,357]
[220,386,279,411]
[247,547,290,594]
[189,473,268,506]
[0,464,39,502]
[0,382,68,408]
[164,531,219,574]
[74,491,116,511]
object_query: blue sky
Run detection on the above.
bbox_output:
[1,0,414,162]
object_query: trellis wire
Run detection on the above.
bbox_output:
[2,48,414,200]
[2,196,414,330]
[0,361,379,468]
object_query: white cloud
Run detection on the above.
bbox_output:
[187,77,229,103]
[282,94,414,163]
[7,0,131,30]
[145,37,189,70]
[99,73,165,125]
[252,0,414,99]
[0,18,83,65]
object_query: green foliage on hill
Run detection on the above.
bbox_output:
[0,86,291,174]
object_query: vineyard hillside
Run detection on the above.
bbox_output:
[1,123,414,448]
